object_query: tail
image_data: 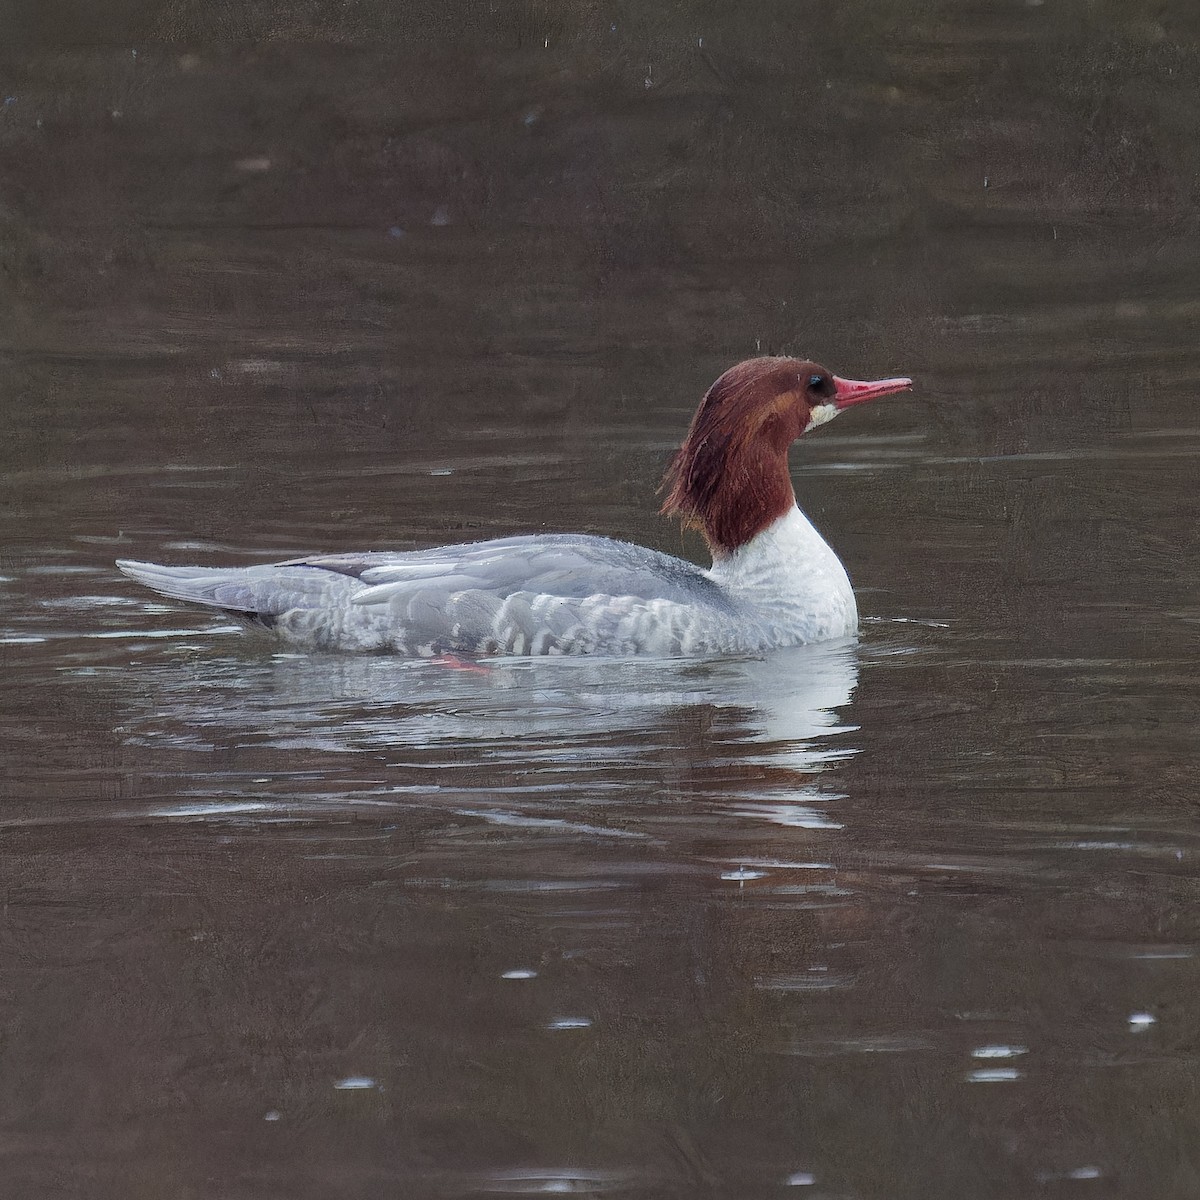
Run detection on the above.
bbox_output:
[116,558,351,621]
[117,559,261,613]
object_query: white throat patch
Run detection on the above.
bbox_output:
[804,403,838,433]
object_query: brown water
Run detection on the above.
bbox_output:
[4,3,1200,1197]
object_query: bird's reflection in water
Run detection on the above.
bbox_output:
[117,638,861,842]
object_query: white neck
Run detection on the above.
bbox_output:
[706,506,858,643]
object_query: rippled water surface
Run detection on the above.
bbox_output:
[4,2,1200,1196]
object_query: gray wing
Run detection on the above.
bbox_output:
[332,536,743,656]
[316,535,734,609]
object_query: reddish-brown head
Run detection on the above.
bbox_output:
[660,356,911,556]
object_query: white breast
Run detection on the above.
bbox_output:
[706,506,858,645]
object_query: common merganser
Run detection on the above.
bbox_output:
[117,357,912,656]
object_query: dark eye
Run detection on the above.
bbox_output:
[806,373,833,397]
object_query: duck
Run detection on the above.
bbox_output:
[117,356,912,656]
